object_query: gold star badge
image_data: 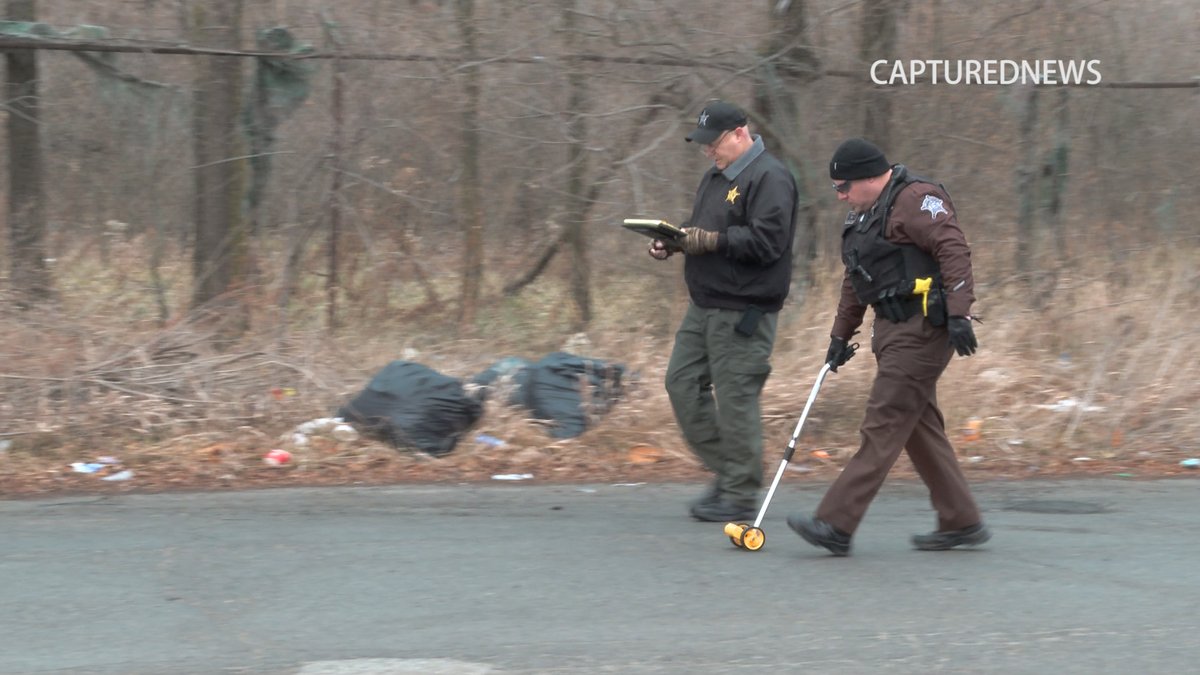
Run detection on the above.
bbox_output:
[725,186,740,204]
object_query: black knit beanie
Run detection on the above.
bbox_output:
[829,138,890,180]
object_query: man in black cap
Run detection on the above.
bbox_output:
[786,137,990,556]
[646,100,799,522]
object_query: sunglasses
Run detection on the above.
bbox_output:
[832,180,853,194]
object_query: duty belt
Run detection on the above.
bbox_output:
[872,295,923,323]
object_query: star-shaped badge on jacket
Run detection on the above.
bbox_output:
[920,194,948,219]
[725,186,740,204]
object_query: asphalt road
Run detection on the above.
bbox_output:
[3,479,1198,674]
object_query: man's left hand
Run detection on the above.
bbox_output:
[947,316,978,356]
[680,227,719,255]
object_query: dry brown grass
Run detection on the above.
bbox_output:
[2,231,1199,498]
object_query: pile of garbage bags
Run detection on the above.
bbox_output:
[336,352,624,456]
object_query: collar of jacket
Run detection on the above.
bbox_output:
[721,134,766,181]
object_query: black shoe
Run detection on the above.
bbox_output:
[690,498,756,523]
[786,514,852,556]
[687,479,722,511]
[911,523,992,551]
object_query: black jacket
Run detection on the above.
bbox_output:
[683,139,798,312]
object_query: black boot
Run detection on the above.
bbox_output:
[911,523,992,551]
[786,514,852,556]
[690,498,756,523]
[687,479,721,511]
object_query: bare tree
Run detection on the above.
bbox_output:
[563,1,591,330]
[455,0,484,331]
[858,0,897,149]
[1045,88,1070,256]
[753,0,819,302]
[1014,85,1038,281]
[5,0,51,306]
[189,0,251,339]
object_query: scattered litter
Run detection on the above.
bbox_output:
[70,462,109,474]
[1114,473,1135,478]
[968,456,985,463]
[288,417,359,449]
[1072,457,1093,462]
[475,434,507,448]
[1034,398,1106,413]
[1007,439,1025,446]
[263,449,292,466]
[296,417,343,435]
[331,423,359,442]
[491,473,534,481]
[627,445,663,464]
[961,417,983,442]
[611,482,646,487]
[69,457,130,480]
[1181,459,1200,469]
[811,449,831,459]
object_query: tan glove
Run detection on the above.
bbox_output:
[680,227,719,255]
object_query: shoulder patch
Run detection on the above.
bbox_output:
[920,194,948,219]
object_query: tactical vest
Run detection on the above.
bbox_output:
[841,165,945,315]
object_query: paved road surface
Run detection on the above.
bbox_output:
[3,479,1198,674]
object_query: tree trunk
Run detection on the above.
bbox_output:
[190,0,250,340]
[1046,88,1070,256]
[1014,86,1039,281]
[754,0,818,303]
[5,0,52,306]
[859,0,896,149]
[327,53,345,333]
[564,0,591,330]
[456,0,484,332]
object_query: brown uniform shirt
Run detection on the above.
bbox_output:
[831,181,975,340]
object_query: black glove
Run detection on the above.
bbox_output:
[947,316,978,356]
[825,336,856,372]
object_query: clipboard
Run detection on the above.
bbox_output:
[621,218,685,241]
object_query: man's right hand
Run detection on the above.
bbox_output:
[648,238,676,260]
[825,336,856,372]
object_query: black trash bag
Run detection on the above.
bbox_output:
[337,361,483,456]
[521,352,624,439]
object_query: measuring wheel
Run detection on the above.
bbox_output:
[740,526,765,551]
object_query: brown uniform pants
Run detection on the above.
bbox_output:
[816,312,981,534]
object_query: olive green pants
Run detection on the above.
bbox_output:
[665,304,777,504]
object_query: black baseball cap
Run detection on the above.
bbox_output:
[685,101,747,144]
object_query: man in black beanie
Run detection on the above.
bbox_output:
[786,137,990,556]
